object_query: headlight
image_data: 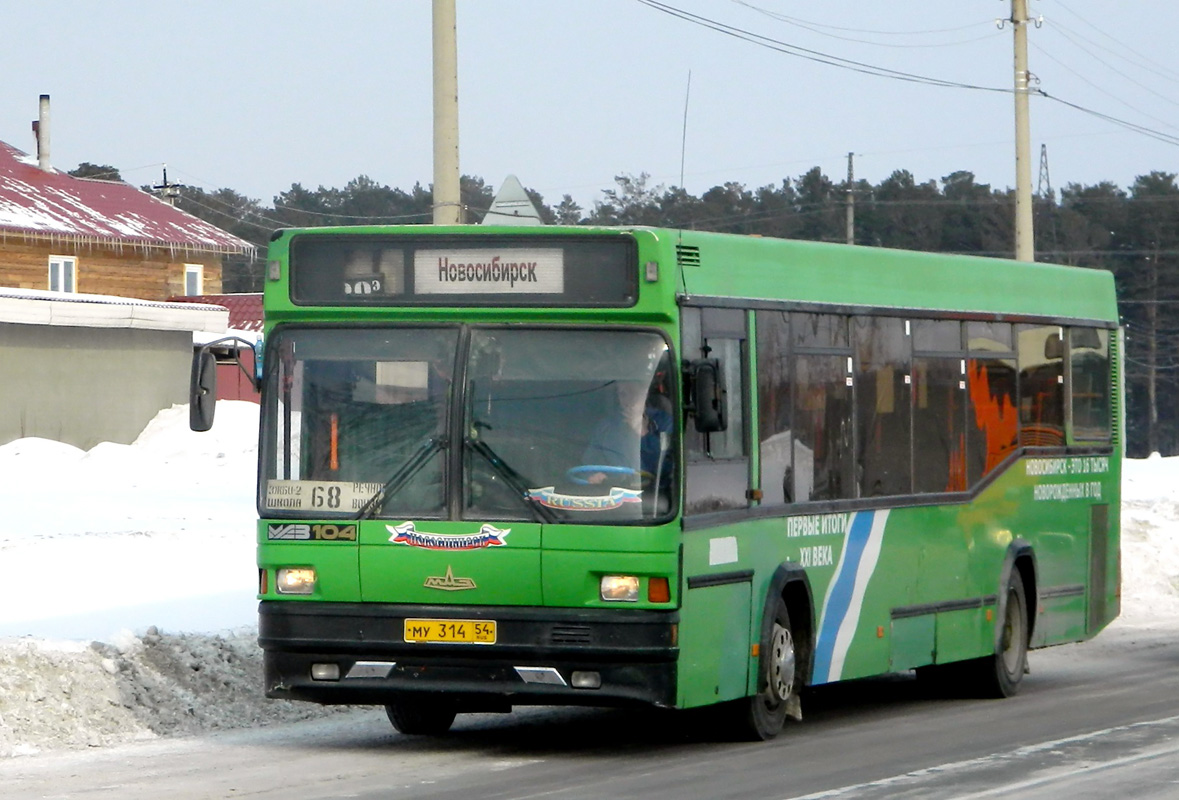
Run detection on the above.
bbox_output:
[276,567,317,595]
[600,575,640,602]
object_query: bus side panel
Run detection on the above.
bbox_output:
[677,522,791,707]
[1090,460,1122,634]
[807,509,910,685]
[677,578,753,708]
[1012,457,1117,646]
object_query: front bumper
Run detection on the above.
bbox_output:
[259,601,679,709]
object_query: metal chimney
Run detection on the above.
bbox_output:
[33,95,51,171]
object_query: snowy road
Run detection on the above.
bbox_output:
[2,622,1177,800]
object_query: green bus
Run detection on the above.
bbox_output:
[191,225,1121,740]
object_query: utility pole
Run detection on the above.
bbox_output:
[1011,0,1035,261]
[845,152,855,245]
[152,165,182,206]
[432,0,462,224]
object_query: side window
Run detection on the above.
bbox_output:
[1069,327,1111,442]
[791,313,853,501]
[912,320,967,493]
[49,255,76,293]
[965,322,1018,484]
[756,310,792,505]
[854,316,911,497]
[1017,324,1065,446]
[684,307,749,513]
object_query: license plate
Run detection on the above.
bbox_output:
[403,618,497,644]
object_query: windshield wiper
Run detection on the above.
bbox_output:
[354,436,447,520]
[465,437,557,524]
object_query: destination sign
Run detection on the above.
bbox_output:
[414,248,564,295]
[288,235,636,307]
[265,480,382,513]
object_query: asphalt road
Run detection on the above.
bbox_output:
[5,623,1178,800]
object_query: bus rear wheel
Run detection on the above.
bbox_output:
[385,696,457,735]
[966,573,1029,698]
[739,598,797,741]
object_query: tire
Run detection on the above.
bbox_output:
[738,598,798,741]
[969,572,1030,698]
[384,697,457,736]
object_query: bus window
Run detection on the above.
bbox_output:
[791,313,853,502]
[463,328,676,522]
[1017,324,1065,446]
[792,354,853,501]
[684,307,749,513]
[792,311,849,348]
[965,357,1018,483]
[756,310,792,505]
[264,327,458,517]
[853,316,911,497]
[912,320,967,493]
[966,322,1018,484]
[913,319,963,352]
[1069,327,1111,442]
[966,321,1014,353]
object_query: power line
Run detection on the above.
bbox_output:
[729,0,999,49]
[1038,91,1179,147]
[636,1,1179,152]
[1046,22,1179,111]
[634,0,1008,92]
[729,1,991,38]
[1054,1,1179,84]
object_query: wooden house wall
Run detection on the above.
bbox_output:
[0,239,222,301]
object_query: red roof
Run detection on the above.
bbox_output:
[169,293,263,332]
[0,140,254,255]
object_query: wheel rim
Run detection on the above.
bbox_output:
[768,621,796,702]
[1000,588,1025,676]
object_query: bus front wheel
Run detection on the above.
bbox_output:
[740,597,798,741]
[385,697,457,735]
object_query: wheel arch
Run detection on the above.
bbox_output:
[760,562,815,686]
[997,539,1038,647]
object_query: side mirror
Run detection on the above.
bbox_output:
[686,358,727,433]
[190,349,218,432]
[189,335,262,432]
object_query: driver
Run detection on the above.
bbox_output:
[581,379,673,486]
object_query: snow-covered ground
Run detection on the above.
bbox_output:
[0,403,1175,757]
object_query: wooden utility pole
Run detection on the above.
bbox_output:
[1012,0,1035,261]
[845,152,855,245]
[432,0,462,224]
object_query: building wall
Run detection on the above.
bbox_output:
[217,349,260,403]
[0,239,222,301]
[0,322,191,449]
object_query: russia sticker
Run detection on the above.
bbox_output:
[386,521,510,550]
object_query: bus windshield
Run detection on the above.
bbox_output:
[260,326,677,523]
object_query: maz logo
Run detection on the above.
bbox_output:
[424,565,477,592]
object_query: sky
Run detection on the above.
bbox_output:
[1,1,1177,219]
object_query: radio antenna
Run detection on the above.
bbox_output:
[679,70,691,198]
[677,69,692,298]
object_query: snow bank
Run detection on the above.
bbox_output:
[0,403,1176,757]
[0,628,347,757]
[1119,453,1179,625]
